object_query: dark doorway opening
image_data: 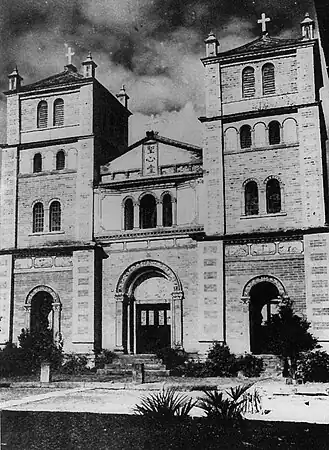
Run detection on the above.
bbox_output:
[249,282,279,354]
[30,292,53,334]
[136,304,170,353]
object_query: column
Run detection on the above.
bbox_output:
[52,302,62,344]
[171,290,183,348]
[156,199,162,227]
[241,297,251,353]
[114,293,124,352]
[172,198,177,226]
[133,201,139,229]
[23,304,31,329]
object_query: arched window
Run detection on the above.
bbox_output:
[49,201,61,232]
[242,67,255,98]
[245,181,259,216]
[262,63,275,95]
[37,101,48,128]
[33,153,42,173]
[266,179,281,214]
[268,121,281,145]
[140,194,157,229]
[124,199,134,230]
[33,203,44,233]
[162,194,173,227]
[240,125,252,149]
[53,98,64,126]
[56,150,65,170]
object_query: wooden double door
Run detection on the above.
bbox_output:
[136,304,171,353]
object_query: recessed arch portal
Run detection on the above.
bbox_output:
[114,260,183,354]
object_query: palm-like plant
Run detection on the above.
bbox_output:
[133,387,197,420]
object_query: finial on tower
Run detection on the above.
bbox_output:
[301,12,315,40]
[82,52,98,78]
[8,66,23,91]
[116,84,129,108]
[257,13,271,35]
[204,31,219,57]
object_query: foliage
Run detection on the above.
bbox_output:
[263,300,318,376]
[60,353,89,374]
[198,383,255,424]
[180,359,211,377]
[206,342,238,377]
[0,342,31,377]
[237,354,264,377]
[296,350,329,382]
[243,388,263,414]
[133,387,197,420]
[95,349,118,369]
[18,328,63,371]
[156,346,188,374]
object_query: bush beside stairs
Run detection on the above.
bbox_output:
[97,354,170,377]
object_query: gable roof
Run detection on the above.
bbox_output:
[217,34,303,58]
[18,66,85,93]
[128,131,202,155]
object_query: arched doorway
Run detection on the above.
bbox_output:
[115,260,183,354]
[242,276,288,355]
[249,282,280,354]
[24,286,62,341]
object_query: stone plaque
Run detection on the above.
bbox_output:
[14,258,33,270]
[34,257,53,268]
[225,245,248,257]
[278,241,303,254]
[55,256,73,267]
[250,243,276,256]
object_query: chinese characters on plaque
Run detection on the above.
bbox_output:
[143,143,158,176]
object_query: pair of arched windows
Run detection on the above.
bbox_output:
[245,179,281,216]
[33,150,65,173]
[242,63,275,98]
[124,193,173,230]
[37,98,64,129]
[240,121,280,149]
[33,201,61,233]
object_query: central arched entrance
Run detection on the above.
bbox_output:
[115,260,183,354]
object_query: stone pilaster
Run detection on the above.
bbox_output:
[0,255,13,345]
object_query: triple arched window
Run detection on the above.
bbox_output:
[241,63,275,98]
[123,193,174,230]
[244,178,282,216]
[32,201,62,233]
[37,98,64,129]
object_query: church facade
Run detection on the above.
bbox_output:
[1,13,329,358]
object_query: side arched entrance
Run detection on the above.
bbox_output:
[24,286,62,341]
[242,276,288,354]
[115,260,183,354]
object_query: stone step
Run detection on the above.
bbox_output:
[98,367,170,377]
[110,358,163,366]
[105,362,167,370]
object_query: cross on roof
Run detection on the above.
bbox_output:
[147,114,160,131]
[65,45,75,65]
[257,13,271,34]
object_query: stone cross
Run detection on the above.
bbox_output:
[257,13,271,34]
[65,46,75,65]
[147,114,160,131]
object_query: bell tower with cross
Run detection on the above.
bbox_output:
[257,13,271,35]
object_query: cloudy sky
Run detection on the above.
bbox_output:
[0,0,315,146]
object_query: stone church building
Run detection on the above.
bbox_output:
[0,13,329,358]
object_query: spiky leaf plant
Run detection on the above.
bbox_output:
[133,387,197,420]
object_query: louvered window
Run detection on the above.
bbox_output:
[262,63,275,95]
[49,201,61,232]
[33,153,42,173]
[266,179,281,213]
[240,125,252,149]
[124,199,134,230]
[56,151,65,170]
[162,194,173,227]
[269,121,281,145]
[242,67,255,98]
[53,99,64,126]
[33,203,44,233]
[245,181,259,216]
[37,101,48,128]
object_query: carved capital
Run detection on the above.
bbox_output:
[52,302,62,312]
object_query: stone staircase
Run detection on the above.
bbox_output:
[97,353,170,377]
[259,354,284,376]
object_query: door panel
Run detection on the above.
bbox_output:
[136,304,170,353]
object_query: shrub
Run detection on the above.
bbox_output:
[0,343,32,377]
[156,346,188,374]
[206,342,238,377]
[60,354,89,375]
[237,354,264,377]
[180,359,211,377]
[198,383,254,424]
[95,349,117,369]
[133,387,197,420]
[296,350,329,382]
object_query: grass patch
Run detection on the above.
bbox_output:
[2,411,329,449]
